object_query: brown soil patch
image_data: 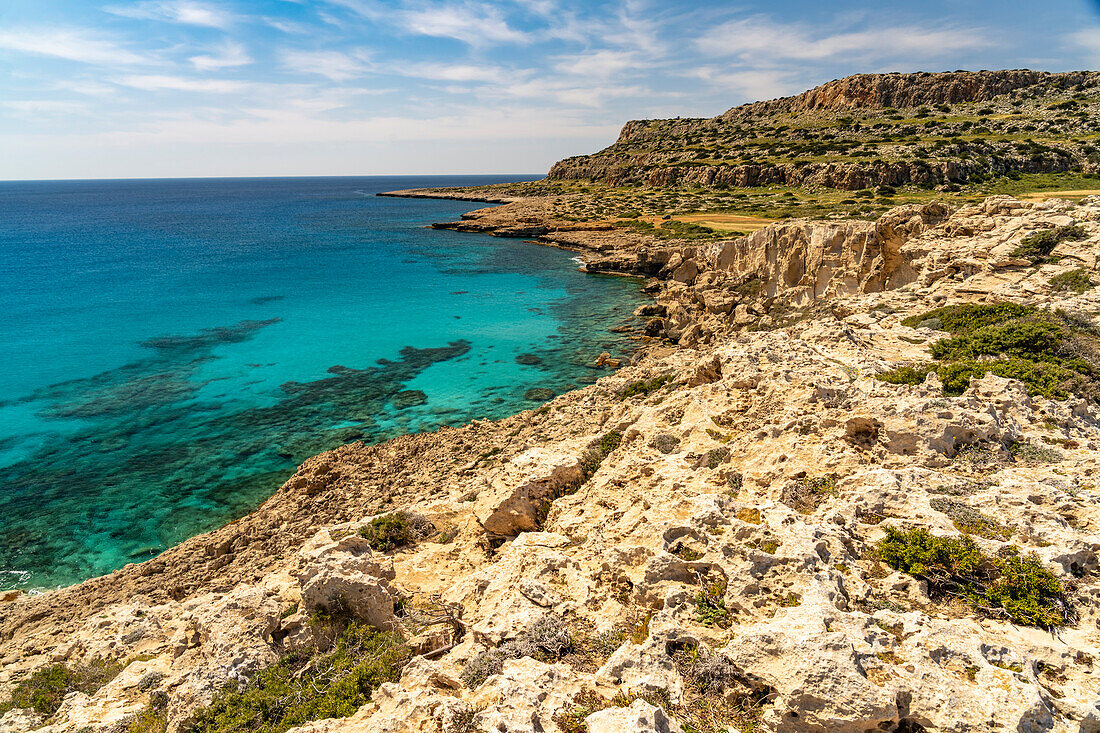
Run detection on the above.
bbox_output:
[1019,190,1100,201]
[673,213,777,232]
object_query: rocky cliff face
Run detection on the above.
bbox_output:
[548,69,1100,190]
[725,70,1100,117]
[3,194,1100,733]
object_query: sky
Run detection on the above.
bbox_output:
[1,0,1099,180]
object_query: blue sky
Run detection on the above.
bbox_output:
[1,0,1099,179]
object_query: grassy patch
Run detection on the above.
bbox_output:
[1009,440,1063,464]
[186,623,408,733]
[695,582,731,628]
[0,658,127,717]
[780,475,837,514]
[877,526,1067,627]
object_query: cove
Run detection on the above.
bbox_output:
[0,175,647,590]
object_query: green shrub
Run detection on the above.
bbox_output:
[599,431,623,455]
[696,582,731,628]
[1011,225,1088,263]
[876,363,934,386]
[618,374,673,400]
[1050,268,1094,293]
[876,527,1066,627]
[186,624,408,733]
[900,302,1035,331]
[0,658,126,717]
[357,512,431,552]
[884,304,1100,399]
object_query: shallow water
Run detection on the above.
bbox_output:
[0,176,646,590]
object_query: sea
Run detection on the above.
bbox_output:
[0,175,647,591]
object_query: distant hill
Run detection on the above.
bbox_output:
[548,69,1100,191]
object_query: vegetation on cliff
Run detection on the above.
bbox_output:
[877,526,1068,628]
[184,623,408,733]
[877,302,1100,399]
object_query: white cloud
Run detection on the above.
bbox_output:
[0,28,148,65]
[4,100,90,115]
[399,2,528,45]
[115,74,249,93]
[697,16,990,63]
[553,50,645,78]
[686,68,799,102]
[281,49,371,81]
[326,0,528,46]
[399,62,508,83]
[190,42,252,71]
[1071,27,1100,62]
[104,1,235,28]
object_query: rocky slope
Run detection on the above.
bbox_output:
[3,193,1100,733]
[548,70,1100,190]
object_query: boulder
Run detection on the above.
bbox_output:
[586,699,683,733]
[294,526,399,631]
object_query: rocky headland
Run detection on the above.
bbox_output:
[4,71,1100,733]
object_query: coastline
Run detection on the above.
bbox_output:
[4,186,1100,732]
[0,186,663,636]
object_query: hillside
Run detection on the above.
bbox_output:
[548,70,1100,192]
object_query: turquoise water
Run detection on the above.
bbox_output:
[0,176,646,591]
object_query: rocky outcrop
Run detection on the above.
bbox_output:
[726,69,1100,117]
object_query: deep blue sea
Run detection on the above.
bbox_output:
[0,176,645,591]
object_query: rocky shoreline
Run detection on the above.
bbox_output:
[3,189,1100,732]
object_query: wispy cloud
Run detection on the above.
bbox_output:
[114,74,248,93]
[1070,27,1100,63]
[281,49,372,81]
[398,1,529,45]
[399,62,510,83]
[0,28,149,65]
[4,100,91,115]
[326,0,529,46]
[553,49,647,78]
[686,67,799,102]
[190,42,252,71]
[104,1,235,29]
[696,16,991,63]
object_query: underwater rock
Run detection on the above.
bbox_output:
[392,390,428,409]
[524,388,555,402]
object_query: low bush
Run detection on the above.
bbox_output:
[1011,225,1088,263]
[929,497,1011,540]
[358,512,433,552]
[876,526,1067,627]
[0,658,126,717]
[618,374,674,400]
[186,623,408,733]
[461,616,572,689]
[780,475,837,514]
[1050,268,1094,293]
[883,303,1100,399]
